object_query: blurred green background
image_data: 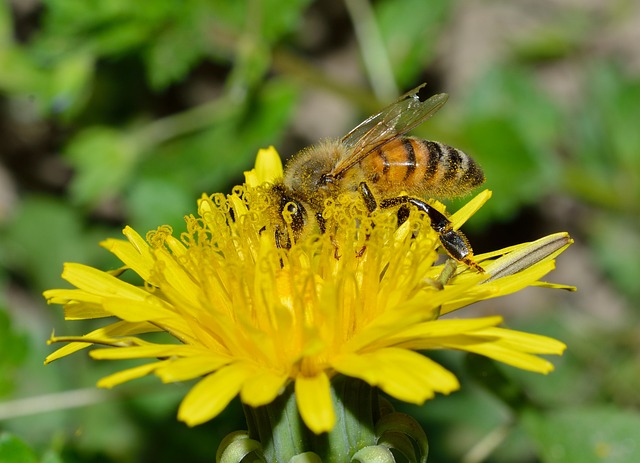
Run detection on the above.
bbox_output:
[1,0,639,462]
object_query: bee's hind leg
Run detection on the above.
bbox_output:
[376,193,484,273]
[357,182,410,227]
[354,187,461,284]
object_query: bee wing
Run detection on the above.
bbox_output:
[331,84,449,177]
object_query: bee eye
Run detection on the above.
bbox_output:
[286,203,297,214]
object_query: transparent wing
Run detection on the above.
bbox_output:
[331,84,449,177]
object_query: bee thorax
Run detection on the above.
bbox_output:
[283,141,345,209]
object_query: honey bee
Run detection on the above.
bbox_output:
[268,83,485,272]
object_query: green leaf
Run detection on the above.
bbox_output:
[523,407,640,463]
[258,0,314,43]
[142,2,219,90]
[240,79,300,148]
[40,0,156,54]
[0,308,30,397]
[589,214,640,300]
[462,66,562,153]
[0,0,11,43]
[0,433,38,463]
[64,126,139,206]
[566,64,640,213]
[39,51,95,119]
[375,0,452,86]
[125,178,195,234]
[1,196,105,290]
[449,66,563,224]
[0,2,94,118]
[461,116,539,222]
[143,21,205,90]
[40,450,65,463]
[510,12,590,62]
[139,79,298,195]
[464,354,532,412]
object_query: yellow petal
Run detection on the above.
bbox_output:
[440,260,558,315]
[385,316,504,346]
[100,229,153,282]
[43,289,104,307]
[178,362,255,426]
[89,343,212,360]
[461,342,558,373]
[155,355,232,383]
[60,263,150,301]
[149,249,203,310]
[244,146,283,187]
[97,360,168,388]
[477,327,566,354]
[62,301,112,320]
[45,321,161,363]
[449,189,492,229]
[240,370,289,407]
[398,326,566,374]
[453,327,565,373]
[333,348,459,404]
[101,297,175,323]
[295,372,335,434]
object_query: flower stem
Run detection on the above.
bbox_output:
[243,376,379,462]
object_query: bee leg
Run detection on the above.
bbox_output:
[315,212,341,258]
[357,181,417,251]
[379,195,484,273]
[358,182,411,228]
[397,204,412,228]
[274,225,291,250]
[357,182,378,213]
[353,182,381,257]
[315,212,327,233]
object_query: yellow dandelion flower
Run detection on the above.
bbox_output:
[44,147,572,436]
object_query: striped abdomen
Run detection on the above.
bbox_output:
[360,136,484,198]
